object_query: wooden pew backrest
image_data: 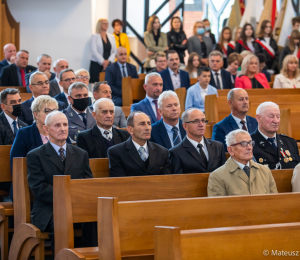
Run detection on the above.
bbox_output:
[0,145,12,183]
[20,93,33,102]
[122,77,145,106]
[0,87,27,93]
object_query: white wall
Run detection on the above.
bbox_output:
[7,0,92,71]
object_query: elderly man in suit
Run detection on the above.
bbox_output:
[0,50,36,86]
[105,46,138,106]
[90,81,127,128]
[207,129,278,196]
[208,51,232,89]
[0,43,16,72]
[150,91,186,149]
[19,71,66,125]
[63,82,96,142]
[251,102,300,170]
[212,88,258,151]
[49,59,69,97]
[27,111,93,252]
[77,98,130,158]
[159,50,190,91]
[25,54,56,92]
[131,72,163,124]
[108,111,171,177]
[170,108,226,174]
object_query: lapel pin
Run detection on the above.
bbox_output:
[259,158,263,163]
[69,112,73,117]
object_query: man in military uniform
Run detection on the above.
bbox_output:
[63,82,95,142]
[251,101,300,169]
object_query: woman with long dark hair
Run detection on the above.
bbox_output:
[215,27,234,68]
[185,52,201,78]
[235,23,256,54]
[279,30,300,69]
[167,16,187,64]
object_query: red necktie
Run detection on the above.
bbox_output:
[240,120,247,131]
[20,69,26,87]
[152,100,161,120]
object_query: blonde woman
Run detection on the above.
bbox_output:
[90,18,117,82]
[273,55,300,88]
[144,15,168,72]
[185,52,201,78]
[235,54,269,89]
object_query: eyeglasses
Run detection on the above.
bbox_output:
[185,119,208,124]
[76,75,90,80]
[31,81,49,86]
[231,140,255,147]
[62,77,76,82]
[44,108,58,114]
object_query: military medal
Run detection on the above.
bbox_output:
[284,157,289,163]
[259,158,263,163]
[285,150,293,161]
[280,148,289,163]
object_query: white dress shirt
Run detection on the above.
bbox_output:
[118,62,128,77]
[186,135,209,160]
[264,37,271,45]
[49,141,67,157]
[199,85,209,104]
[97,125,113,140]
[231,114,247,131]
[258,129,277,146]
[232,158,250,170]
[211,70,223,89]
[247,39,255,53]
[56,77,63,93]
[71,106,87,122]
[64,92,71,105]
[163,120,181,148]
[4,112,18,133]
[168,68,181,90]
[146,94,157,117]
[132,139,149,160]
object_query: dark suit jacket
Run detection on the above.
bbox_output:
[150,119,186,150]
[0,59,9,72]
[27,142,93,232]
[25,69,55,92]
[0,112,27,145]
[212,114,258,151]
[108,137,171,177]
[76,124,130,158]
[49,78,61,97]
[54,92,92,108]
[105,62,138,98]
[19,96,66,125]
[131,97,158,124]
[0,63,36,86]
[169,137,226,174]
[209,69,233,89]
[262,70,271,82]
[279,46,292,69]
[159,68,190,91]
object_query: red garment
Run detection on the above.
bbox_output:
[235,73,270,89]
[152,100,161,120]
[20,69,26,87]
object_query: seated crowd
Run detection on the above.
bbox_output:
[0,14,300,257]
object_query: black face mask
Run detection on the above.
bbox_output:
[71,97,89,111]
[11,104,23,117]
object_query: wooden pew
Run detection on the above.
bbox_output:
[175,88,186,117]
[121,106,131,117]
[99,72,105,82]
[216,88,300,96]
[0,87,27,93]
[138,73,146,80]
[122,77,145,106]
[20,93,32,102]
[155,223,300,260]
[190,78,197,86]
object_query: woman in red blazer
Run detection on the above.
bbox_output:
[235,54,270,89]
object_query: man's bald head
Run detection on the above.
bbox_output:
[116,46,127,64]
[45,111,67,126]
[3,43,16,62]
[228,88,249,116]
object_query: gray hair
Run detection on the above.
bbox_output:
[225,129,250,147]
[68,82,89,96]
[75,68,90,77]
[157,90,179,110]
[29,71,47,85]
[93,98,115,114]
[45,110,67,126]
[145,72,162,85]
[31,95,58,122]
[37,54,51,63]
[16,50,29,57]
[181,108,200,123]
[256,102,280,116]
[227,88,247,101]
[209,50,223,59]
[59,68,75,81]
[53,59,68,68]
[127,111,150,127]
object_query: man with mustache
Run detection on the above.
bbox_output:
[150,91,186,149]
[108,111,171,177]
[212,88,258,151]
[208,129,278,196]
[251,102,300,170]
[170,108,226,174]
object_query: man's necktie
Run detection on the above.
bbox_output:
[59,148,66,162]
[104,130,112,141]
[197,143,208,169]
[138,146,147,161]
[267,137,277,150]
[172,126,181,146]
[122,65,126,78]
[152,100,161,120]
[215,72,221,89]
[12,121,18,136]
[20,69,26,87]
[79,113,87,126]
[243,165,250,178]
[240,120,247,131]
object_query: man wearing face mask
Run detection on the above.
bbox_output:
[0,88,27,145]
[63,82,96,142]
